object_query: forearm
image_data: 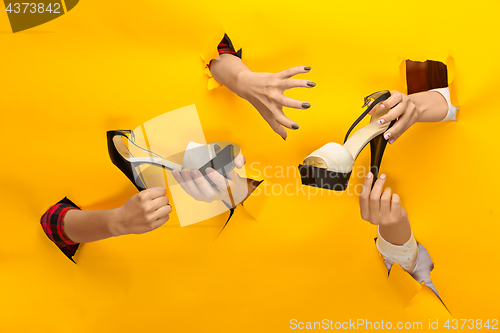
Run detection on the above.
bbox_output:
[209,54,250,94]
[410,91,449,122]
[63,209,119,243]
[378,217,412,246]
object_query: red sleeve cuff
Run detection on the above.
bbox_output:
[41,197,80,261]
[209,34,242,70]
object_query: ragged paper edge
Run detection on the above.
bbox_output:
[200,26,243,91]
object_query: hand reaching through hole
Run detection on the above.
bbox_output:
[210,54,315,140]
[62,188,172,244]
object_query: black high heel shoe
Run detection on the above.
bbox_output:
[298,90,395,191]
[107,130,236,191]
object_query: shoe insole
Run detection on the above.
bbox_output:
[127,157,182,172]
[304,105,391,170]
[343,105,391,159]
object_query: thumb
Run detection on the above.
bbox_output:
[225,156,245,180]
[234,155,246,169]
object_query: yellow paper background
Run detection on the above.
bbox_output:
[1,0,499,331]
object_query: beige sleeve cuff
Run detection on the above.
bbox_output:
[376,228,419,273]
[430,87,458,121]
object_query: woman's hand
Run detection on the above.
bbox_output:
[370,90,421,145]
[171,155,252,208]
[233,67,315,139]
[209,54,315,140]
[112,188,172,236]
[359,173,411,245]
[359,173,407,226]
[370,89,450,144]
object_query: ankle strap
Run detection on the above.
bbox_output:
[108,129,134,141]
[343,91,391,144]
[107,129,164,160]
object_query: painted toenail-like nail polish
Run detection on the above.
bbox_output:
[304,66,311,71]
[292,124,299,129]
[389,139,395,144]
[377,119,385,125]
[380,174,387,179]
[302,103,311,109]
[307,82,316,87]
[384,133,391,140]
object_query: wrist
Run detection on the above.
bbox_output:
[107,207,125,237]
[408,93,427,121]
[210,54,250,95]
[234,69,252,99]
[379,213,411,245]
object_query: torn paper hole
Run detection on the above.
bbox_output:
[403,58,458,121]
[405,59,449,94]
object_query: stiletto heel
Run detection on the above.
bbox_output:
[107,130,236,191]
[369,133,389,183]
[107,130,149,191]
[299,90,394,191]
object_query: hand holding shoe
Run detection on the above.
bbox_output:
[359,173,408,227]
[371,90,421,145]
[172,155,251,208]
[111,188,171,236]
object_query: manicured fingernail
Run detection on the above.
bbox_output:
[384,133,391,140]
[292,124,299,129]
[380,174,386,179]
[191,169,199,178]
[302,103,311,109]
[377,119,385,125]
[367,172,373,179]
[206,167,213,174]
[182,170,190,177]
[389,139,395,144]
[304,66,311,71]
[379,104,386,109]
[307,81,316,87]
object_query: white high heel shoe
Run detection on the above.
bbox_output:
[299,90,394,190]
